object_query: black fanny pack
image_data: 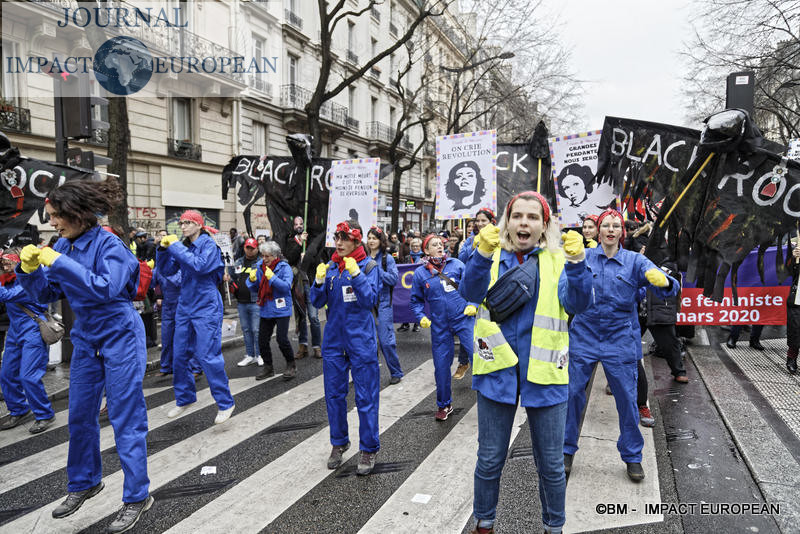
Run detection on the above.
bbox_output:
[485,255,539,323]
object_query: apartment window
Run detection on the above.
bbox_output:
[348,22,355,51]
[252,121,268,154]
[288,54,298,86]
[389,54,395,77]
[371,97,378,123]
[348,87,356,114]
[288,0,297,13]
[371,38,377,58]
[1,41,19,104]
[254,35,264,59]
[172,97,192,141]
[389,106,396,126]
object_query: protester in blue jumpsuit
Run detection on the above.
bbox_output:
[158,210,235,424]
[247,240,296,381]
[366,227,403,384]
[0,249,55,433]
[462,191,592,534]
[310,220,381,476]
[17,179,152,531]
[458,207,495,265]
[410,234,474,421]
[565,208,679,482]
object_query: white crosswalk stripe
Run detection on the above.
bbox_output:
[0,386,172,450]
[3,373,326,533]
[0,355,673,534]
[0,376,277,497]
[166,359,437,534]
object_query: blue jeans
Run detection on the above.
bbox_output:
[474,393,567,532]
[297,281,321,348]
[237,302,261,357]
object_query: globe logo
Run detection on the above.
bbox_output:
[93,36,153,95]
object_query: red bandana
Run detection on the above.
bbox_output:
[331,245,367,273]
[0,272,16,286]
[257,258,281,306]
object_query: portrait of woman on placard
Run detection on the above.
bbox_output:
[445,161,486,212]
[557,163,615,227]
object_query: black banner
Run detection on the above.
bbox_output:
[0,141,93,245]
[496,143,555,213]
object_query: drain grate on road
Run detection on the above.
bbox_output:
[264,421,324,434]
[665,429,697,442]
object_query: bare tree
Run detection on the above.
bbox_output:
[385,43,436,233]
[79,1,132,235]
[306,0,449,156]
[431,0,584,138]
[682,0,800,144]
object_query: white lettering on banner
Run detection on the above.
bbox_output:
[717,168,754,196]
[495,151,531,174]
[677,287,789,325]
[609,128,695,172]
[784,183,800,217]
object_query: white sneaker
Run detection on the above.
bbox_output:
[214,405,235,424]
[167,403,193,418]
[237,356,256,367]
[256,356,264,366]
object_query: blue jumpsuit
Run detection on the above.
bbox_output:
[310,256,380,452]
[410,257,474,408]
[0,280,54,420]
[157,234,234,411]
[17,226,149,502]
[373,250,403,379]
[153,267,200,375]
[458,235,475,264]
[565,247,679,463]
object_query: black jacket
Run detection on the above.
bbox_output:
[646,260,681,326]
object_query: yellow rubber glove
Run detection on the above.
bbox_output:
[146,259,155,269]
[344,256,361,276]
[315,262,328,283]
[160,234,179,247]
[463,304,477,316]
[248,268,257,282]
[472,237,479,249]
[561,230,585,262]
[587,238,598,249]
[477,224,500,256]
[645,268,668,287]
[20,244,40,273]
[420,316,431,328]
[38,247,61,267]
[264,266,275,280]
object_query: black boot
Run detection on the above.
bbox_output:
[726,335,736,349]
[256,365,274,381]
[788,357,798,375]
[749,339,765,351]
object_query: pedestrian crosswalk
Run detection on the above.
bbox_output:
[0,351,668,533]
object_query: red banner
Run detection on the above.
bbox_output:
[677,287,790,325]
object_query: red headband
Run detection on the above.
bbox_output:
[335,221,362,242]
[180,210,204,226]
[2,253,20,263]
[422,234,439,252]
[476,207,496,223]
[369,226,383,235]
[584,214,599,225]
[506,191,550,224]
[597,209,626,243]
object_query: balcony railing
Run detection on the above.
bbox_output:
[248,75,272,95]
[433,17,467,53]
[168,138,202,161]
[371,7,381,22]
[366,121,396,144]
[389,21,398,35]
[346,116,360,132]
[369,67,381,80]
[346,50,359,64]
[0,106,31,133]
[281,84,348,126]
[285,9,303,30]
[389,77,398,88]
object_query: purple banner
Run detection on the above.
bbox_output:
[392,263,430,323]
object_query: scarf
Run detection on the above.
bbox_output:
[330,245,367,274]
[257,258,281,306]
[424,255,446,274]
[0,272,16,287]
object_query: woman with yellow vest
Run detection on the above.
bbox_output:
[461,191,592,534]
[563,208,679,483]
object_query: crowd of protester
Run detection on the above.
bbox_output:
[0,177,798,534]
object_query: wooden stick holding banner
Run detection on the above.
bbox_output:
[659,152,716,228]
[537,158,542,192]
[303,166,310,254]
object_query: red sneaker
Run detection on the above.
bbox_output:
[638,406,655,427]
[435,405,454,421]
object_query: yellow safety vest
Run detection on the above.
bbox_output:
[472,248,570,385]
